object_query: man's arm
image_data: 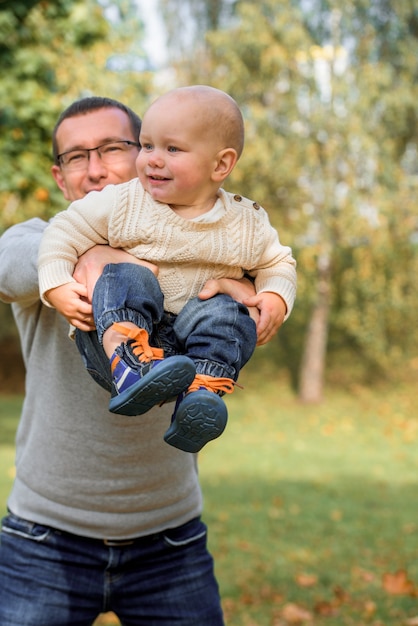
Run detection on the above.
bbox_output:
[0,218,46,305]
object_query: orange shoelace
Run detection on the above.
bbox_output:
[112,323,164,363]
[188,374,236,395]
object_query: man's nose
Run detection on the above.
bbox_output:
[86,150,108,177]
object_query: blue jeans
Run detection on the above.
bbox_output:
[76,263,257,389]
[0,513,224,626]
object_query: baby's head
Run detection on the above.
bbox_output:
[137,86,244,212]
[142,85,244,159]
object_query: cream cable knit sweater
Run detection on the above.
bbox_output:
[39,178,297,317]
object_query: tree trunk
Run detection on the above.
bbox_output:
[298,254,331,404]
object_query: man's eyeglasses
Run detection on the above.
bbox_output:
[57,140,140,171]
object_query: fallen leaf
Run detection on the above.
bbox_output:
[363,600,377,618]
[295,573,318,587]
[382,569,416,596]
[353,566,375,583]
[333,585,350,604]
[281,602,313,624]
[314,600,338,616]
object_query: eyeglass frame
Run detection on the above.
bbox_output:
[56,140,140,168]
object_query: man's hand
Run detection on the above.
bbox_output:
[199,276,260,322]
[73,245,158,303]
[45,283,94,331]
[198,278,286,346]
[243,292,287,346]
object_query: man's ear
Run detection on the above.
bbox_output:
[212,148,238,183]
[51,165,71,200]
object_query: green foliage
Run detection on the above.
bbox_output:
[0,0,154,231]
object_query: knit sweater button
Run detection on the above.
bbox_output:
[253,202,260,210]
[234,194,242,202]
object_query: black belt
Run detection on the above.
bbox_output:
[58,528,163,548]
[100,516,200,547]
[102,536,157,547]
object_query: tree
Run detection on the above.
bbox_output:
[0,0,154,232]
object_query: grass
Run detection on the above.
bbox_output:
[1,369,418,625]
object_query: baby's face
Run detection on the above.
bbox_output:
[136,95,222,211]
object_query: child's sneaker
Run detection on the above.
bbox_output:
[164,374,235,453]
[108,324,195,416]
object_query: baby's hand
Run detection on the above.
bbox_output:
[45,282,94,330]
[243,292,287,346]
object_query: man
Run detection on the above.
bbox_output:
[0,96,283,626]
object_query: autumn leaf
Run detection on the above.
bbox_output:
[333,585,350,604]
[363,600,377,618]
[281,602,313,624]
[295,573,318,587]
[382,569,417,596]
[314,599,339,617]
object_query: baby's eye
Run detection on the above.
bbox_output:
[142,143,153,151]
[167,146,179,153]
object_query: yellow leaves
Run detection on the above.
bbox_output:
[34,187,49,202]
[11,128,24,140]
[308,44,345,61]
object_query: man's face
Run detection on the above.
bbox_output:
[52,107,139,201]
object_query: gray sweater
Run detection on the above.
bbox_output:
[0,218,202,539]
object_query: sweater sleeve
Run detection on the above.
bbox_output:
[0,218,46,306]
[249,210,297,320]
[38,185,118,304]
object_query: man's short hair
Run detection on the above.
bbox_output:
[52,97,142,164]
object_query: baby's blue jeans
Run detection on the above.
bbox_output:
[76,263,257,391]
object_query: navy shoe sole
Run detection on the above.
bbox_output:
[164,390,228,453]
[109,356,196,416]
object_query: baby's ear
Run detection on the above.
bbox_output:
[212,148,238,182]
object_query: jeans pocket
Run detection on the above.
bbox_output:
[1,513,52,543]
[162,517,207,548]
